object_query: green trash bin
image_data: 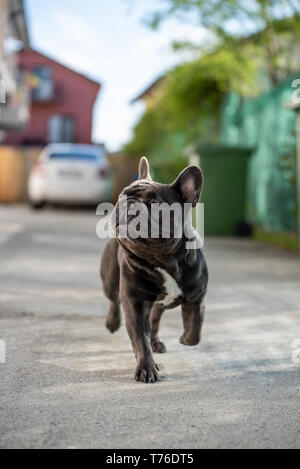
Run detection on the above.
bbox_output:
[196,143,253,236]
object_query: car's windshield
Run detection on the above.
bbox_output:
[50,153,100,162]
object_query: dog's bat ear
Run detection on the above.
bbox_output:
[138,156,152,181]
[172,166,203,207]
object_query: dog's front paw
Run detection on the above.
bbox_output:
[179,334,200,346]
[135,360,159,383]
[151,339,167,354]
[106,316,120,334]
[105,305,121,334]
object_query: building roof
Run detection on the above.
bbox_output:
[9,0,30,48]
[22,48,101,91]
[131,76,164,104]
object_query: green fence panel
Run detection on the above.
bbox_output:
[221,75,298,233]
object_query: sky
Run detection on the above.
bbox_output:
[25,0,208,152]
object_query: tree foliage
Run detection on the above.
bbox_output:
[145,0,300,85]
[125,46,260,164]
[124,0,300,180]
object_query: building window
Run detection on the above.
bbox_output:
[48,115,75,143]
[32,67,54,101]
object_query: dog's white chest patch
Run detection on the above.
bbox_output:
[156,268,182,306]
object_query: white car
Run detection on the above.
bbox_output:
[28,144,113,208]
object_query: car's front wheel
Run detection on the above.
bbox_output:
[29,200,46,210]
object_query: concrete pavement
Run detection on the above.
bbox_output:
[0,205,299,449]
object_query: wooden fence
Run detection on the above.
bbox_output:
[107,152,139,203]
[0,146,42,203]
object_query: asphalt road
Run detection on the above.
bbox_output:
[0,205,299,449]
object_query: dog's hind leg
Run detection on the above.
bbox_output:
[100,239,121,333]
[149,304,166,353]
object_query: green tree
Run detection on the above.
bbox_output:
[125,46,259,171]
[125,0,300,179]
[145,0,300,85]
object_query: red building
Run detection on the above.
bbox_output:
[5,49,100,145]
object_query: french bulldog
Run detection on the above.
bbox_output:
[100,157,208,383]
